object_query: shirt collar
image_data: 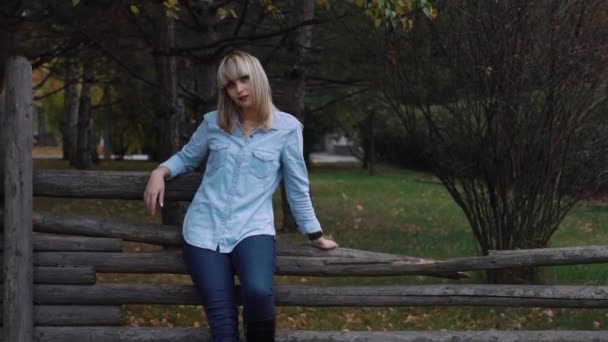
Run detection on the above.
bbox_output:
[235,111,279,132]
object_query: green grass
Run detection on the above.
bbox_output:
[31,159,608,331]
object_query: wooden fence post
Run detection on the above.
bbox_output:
[2,56,33,342]
[0,93,4,202]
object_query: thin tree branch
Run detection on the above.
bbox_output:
[175,18,323,53]
[309,88,370,114]
[34,84,67,100]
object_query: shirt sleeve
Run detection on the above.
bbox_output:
[159,119,210,180]
[280,124,322,235]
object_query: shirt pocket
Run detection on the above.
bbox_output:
[207,142,229,173]
[249,149,279,179]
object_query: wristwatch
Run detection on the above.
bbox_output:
[307,231,323,241]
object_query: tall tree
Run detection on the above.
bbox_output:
[73,57,95,169]
[281,0,314,127]
[63,57,80,161]
[0,1,24,92]
[279,0,315,232]
[155,5,185,226]
[155,8,180,162]
[191,1,225,122]
[102,84,113,161]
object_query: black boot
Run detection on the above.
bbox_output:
[244,318,275,342]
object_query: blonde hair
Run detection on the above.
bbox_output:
[217,51,276,133]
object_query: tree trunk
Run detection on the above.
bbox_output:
[0,28,14,94]
[280,0,315,233]
[155,9,184,227]
[192,3,223,126]
[279,185,297,233]
[367,111,376,175]
[36,107,45,145]
[282,0,314,123]
[89,112,99,164]
[194,61,219,123]
[163,98,189,228]
[184,5,226,226]
[63,58,79,161]
[102,85,112,161]
[73,59,94,170]
[155,11,179,162]
[0,15,18,178]
[0,94,5,189]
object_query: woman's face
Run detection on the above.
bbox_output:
[226,75,253,110]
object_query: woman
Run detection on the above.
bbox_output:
[143,50,338,342]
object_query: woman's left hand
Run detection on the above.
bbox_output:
[311,236,339,250]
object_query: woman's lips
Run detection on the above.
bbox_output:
[239,95,249,102]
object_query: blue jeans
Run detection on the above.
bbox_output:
[183,235,276,342]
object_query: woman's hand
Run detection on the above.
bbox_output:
[143,167,169,216]
[311,236,339,250]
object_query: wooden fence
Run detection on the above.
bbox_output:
[3,56,608,341]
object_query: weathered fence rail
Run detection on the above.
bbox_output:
[11,210,608,275]
[0,235,122,252]
[0,266,95,285]
[1,328,607,342]
[0,170,200,201]
[6,244,608,277]
[1,283,607,308]
[0,306,121,326]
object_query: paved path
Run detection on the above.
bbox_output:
[309,152,359,164]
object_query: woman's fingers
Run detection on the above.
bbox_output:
[149,193,157,216]
[311,237,339,250]
[143,172,165,217]
[159,187,165,209]
[144,188,157,216]
[145,191,155,216]
[143,190,150,214]
[151,188,162,216]
[323,240,339,250]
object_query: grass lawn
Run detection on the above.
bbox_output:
[32,158,608,331]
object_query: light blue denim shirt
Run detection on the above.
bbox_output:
[160,110,322,253]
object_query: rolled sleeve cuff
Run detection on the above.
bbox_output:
[159,157,184,181]
[298,219,322,235]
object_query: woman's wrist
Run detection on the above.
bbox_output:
[153,166,171,179]
[307,231,323,241]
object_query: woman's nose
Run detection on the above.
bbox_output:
[236,80,245,92]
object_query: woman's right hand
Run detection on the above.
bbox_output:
[143,167,169,216]
[311,236,339,250]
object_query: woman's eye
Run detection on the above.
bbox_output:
[226,81,235,89]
